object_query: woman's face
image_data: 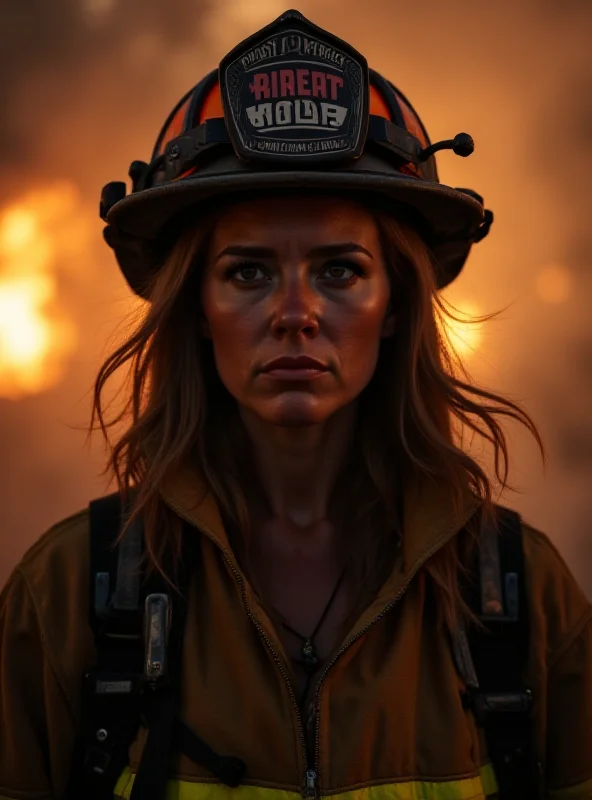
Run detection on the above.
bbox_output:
[200,195,395,427]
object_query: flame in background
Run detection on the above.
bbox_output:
[0,183,89,399]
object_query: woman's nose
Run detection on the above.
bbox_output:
[270,277,320,338]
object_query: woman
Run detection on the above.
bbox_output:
[1,9,590,800]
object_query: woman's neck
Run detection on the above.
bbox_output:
[239,401,358,528]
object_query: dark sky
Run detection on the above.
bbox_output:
[0,0,591,594]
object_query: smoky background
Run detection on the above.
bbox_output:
[0,0,590,595]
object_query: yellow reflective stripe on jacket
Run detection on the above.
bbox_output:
[549,776,592,799]
[479,763,497,796]
[114,765,498,799]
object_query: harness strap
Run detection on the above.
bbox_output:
[457,505,543,799]
[66,490,145,800]
[172,719,246,788]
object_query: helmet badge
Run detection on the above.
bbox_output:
[219,9,369,167]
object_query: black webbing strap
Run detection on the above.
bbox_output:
[172,718,246,788]
[463,505,542,799]
[155,114,424,184]
[66,489,146,800]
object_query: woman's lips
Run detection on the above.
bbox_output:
[261,367,329,380]
[260,356,330,379]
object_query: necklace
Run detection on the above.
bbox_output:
[280,568,346,673]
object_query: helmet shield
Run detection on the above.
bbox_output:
[219,9,369,166]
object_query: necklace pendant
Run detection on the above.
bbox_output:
[302,638,319,671]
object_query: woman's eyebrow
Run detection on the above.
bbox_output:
[215,242,374,261]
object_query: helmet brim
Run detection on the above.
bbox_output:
[109,163,482,240]
[106,151,485,294]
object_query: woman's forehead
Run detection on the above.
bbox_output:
[210,194,379,247]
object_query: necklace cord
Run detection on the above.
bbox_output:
[280,568,347,672]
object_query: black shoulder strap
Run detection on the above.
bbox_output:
[456,505,543,799]
[66,489,246,800]
[66,488,150,799]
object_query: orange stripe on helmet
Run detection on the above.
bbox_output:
[369,83,421,177]
[369,85,392,121]
[199,83,225,123]
[168,83,225,180]
[157,94,193,156]
[395,91,430,151]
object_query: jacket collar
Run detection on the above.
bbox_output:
[159,459,481,581]
[159,459,481,645]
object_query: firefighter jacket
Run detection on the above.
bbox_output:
[1,466,591,799]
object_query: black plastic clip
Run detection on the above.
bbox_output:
[462,688,533,727]
[474,209,494,243]
[128,160,149,192]
[99,182,126,221]
[84,670,144,698]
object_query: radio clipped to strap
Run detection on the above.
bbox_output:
[144,593,172,688]
[453,506,543,800]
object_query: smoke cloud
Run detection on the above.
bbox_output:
[0,0,590,594]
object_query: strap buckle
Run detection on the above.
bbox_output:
[84,670,144,697]
[463,687,533,727]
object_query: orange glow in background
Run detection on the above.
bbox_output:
[0,185,88,398]
[0,0,590,594]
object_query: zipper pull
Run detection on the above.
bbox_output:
[304,769,318,798]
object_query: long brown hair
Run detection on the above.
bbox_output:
[87,192,544,632]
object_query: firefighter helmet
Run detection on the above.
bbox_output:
[101,9,493,298]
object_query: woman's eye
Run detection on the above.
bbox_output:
[228,263,268,283]
[226,260,363,285]
[319,261,363,283]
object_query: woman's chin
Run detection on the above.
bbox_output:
[262,394,334,428]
